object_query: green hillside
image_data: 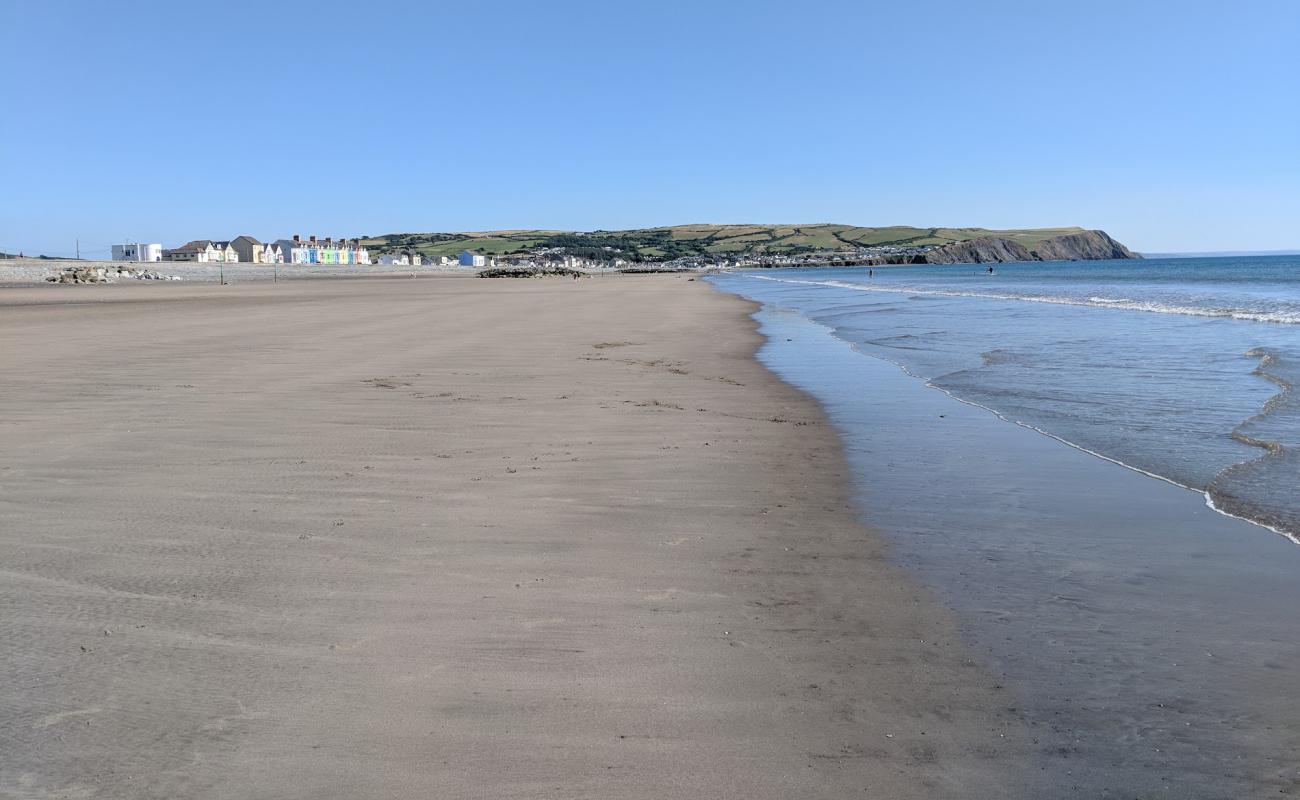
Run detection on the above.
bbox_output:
[360,224,1089,262]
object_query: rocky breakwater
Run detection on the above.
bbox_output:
[478,265,583,278]
[876,229,1140,265]
[47,266,181,284]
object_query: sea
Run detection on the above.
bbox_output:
[711,256,1300,797]
[720,256,1300,542]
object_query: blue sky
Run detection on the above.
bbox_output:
[3,0,1297,256]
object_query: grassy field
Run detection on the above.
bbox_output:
[361,224,1091,261]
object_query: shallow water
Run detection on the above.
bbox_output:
[717,256,1300,541]
[711,263,1300,796]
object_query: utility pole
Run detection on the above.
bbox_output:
[75,238,80,260]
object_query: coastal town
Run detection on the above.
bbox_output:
[43,235,914,276]
[110,235,493,268]
[94,237,974,275]
[1,226,1138,285]
[100,235,947,272]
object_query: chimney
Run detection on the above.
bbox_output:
[293,234,300,243]
[309,235,317,245]
[325,237,333,247]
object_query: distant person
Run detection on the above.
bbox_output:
[868,269,873,278]
[987,266,995,274]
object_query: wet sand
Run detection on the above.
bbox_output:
[0,277,1029,799]
[745,304,1300,797]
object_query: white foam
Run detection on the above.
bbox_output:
[747,274,1300,325]
[753,295,1300,547]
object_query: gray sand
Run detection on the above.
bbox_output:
[1,277,1028,798]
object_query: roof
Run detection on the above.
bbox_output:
[174,240,211,252]
[232,235,263,246]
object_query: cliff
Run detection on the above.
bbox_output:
[911,238,1034,264]
[1027,230,1139,261]
[895,229,1140,265]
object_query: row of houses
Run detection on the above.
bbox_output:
[159,235,372,265]
[372,252,491,267]
[376,252,430,266]
[111,237,492,268]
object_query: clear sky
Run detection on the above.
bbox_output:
[3,0,1297,257]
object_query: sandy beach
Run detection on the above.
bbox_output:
[0,276,1028,798]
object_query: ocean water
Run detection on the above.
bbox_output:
[716,256,1300,542]
[710,259,1300,795]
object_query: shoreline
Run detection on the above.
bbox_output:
[838,322,1300,547]
[0,276,1029,798]
[739,268,1300,543]
[730,290,1300,796]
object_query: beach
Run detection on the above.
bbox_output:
[716,264,1300,797]
[0,276,1028,799]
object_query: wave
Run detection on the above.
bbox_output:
[771,304,1300,546]
[1205,348,1300,537]
[878,341,1300,546]
[747,275,1300,325]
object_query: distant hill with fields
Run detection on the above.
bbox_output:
[360,224,1097,263]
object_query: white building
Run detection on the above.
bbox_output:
[209,241,238,262]
[377,253,410,266]
[165,240,220,262]
[166,240,237,262]
[111,242,163,262]
[459,250,487,267]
